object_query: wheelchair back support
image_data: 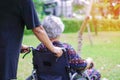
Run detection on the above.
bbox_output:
[32,49,70,80]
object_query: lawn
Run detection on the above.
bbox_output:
[18,31,120,80]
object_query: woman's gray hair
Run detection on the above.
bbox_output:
[42,15,64,38]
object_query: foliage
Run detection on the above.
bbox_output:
[24,18,120,35]
[33,0,45,18]
[33,0,44,10]
[62,18,82,33]
[93,0,120,19]
[24,27,33,35]
[89,19,120,31]
[72,4,84,12]
[24,18,83,35]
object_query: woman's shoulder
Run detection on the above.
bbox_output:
[62,42,74,49]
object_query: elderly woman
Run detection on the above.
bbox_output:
[36,15,101,80]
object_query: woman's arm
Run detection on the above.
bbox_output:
[32,26,63,57]
[65,43,88,70]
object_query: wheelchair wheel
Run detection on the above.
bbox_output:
[71,72,88,80]
[26,69,38,80]
[73,75,88,80]
[26,75,33,80]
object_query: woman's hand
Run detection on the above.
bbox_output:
[52,46,63,57]
[86,57,94,69]
[20,44,30,53]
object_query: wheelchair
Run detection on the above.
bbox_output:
[23,47,97,80]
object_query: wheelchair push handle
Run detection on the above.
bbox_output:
[22,46,34,59]
[61,48,67,53]
[61,48,70,66]
[22,47,67,59]
[58,48,67,58]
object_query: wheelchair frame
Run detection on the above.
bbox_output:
[23,47,92,80]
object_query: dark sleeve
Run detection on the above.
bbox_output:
[20,0,41,29]
[64,43,87,70]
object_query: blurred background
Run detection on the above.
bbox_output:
[19,0,120,80]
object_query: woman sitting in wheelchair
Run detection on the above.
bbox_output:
[36,15,101,80]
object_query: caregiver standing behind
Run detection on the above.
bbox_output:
[0,0,62,80]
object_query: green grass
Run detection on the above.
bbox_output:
[18,31,120,80]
